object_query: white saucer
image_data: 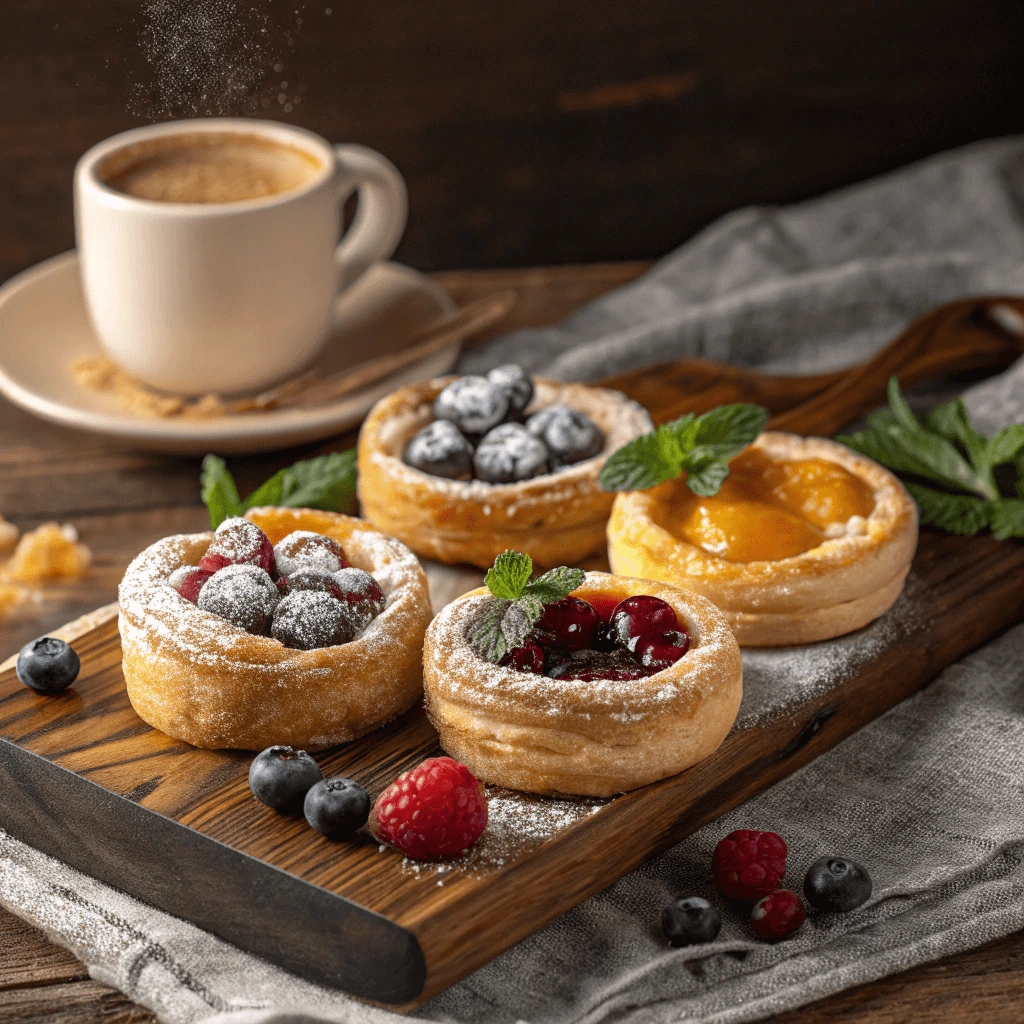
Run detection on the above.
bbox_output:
[0,251,457,455]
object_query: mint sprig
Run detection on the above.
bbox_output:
[469,550,586,662]
[199,450,358,528]
[599,403,769,496]
[838,377,1024,540]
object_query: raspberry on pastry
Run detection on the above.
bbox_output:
[199,517,275,575]
[273,530,348,577]
[167,564,214,604]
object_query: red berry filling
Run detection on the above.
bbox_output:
[202,518,276,575]
[534,596,600,649]
[500,640,545,674]
[636,629,690,669]
[712,829,788,902]
[372,756,488,861]
[609,595,679,652]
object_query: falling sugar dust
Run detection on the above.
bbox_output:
[129,1,308,119]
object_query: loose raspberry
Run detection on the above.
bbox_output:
[371,756,488,861]
[750,889,805,941]
[712,829,787,901]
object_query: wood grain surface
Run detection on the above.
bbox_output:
[0,262,1022,1020]
[2,1,1024,279]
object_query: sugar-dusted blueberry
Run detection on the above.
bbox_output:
[304,777,371,838]
[473,423,549,483]
[636,629,691,670]
[526,403,604,468]
[248,745,323,815]
[609,595,679,652]
[199,517,275,575]
[168,564,214,604]
[333,567,386,619]
[433,376,509,436]
[197,564,279,634]
[276,567,343,599]
[271,590,362,650]
[803,857,872,913]
[16,637,80,695]
[273,530,348,577]
[662,897,722,947]
[499,640,545,674]
[486,364,534,418]
[403,420,474,480]
[535,596,601,649]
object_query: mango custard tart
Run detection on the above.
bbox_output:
[607,432,918,646]
[118,506,432,750]
[423,569,742,798]
[357,365,651,569]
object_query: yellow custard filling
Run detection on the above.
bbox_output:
[651,448,876,562]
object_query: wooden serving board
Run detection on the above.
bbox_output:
[0,531,1022,1008]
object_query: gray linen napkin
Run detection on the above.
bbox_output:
[2,136,1024,1024]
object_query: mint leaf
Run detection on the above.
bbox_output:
[274,450,358,513]
[242,469,286,510]
[684,460,732,497]
[485,550,533,600]
[904,482,992,536]
[502,594,546,650]
[468,598,510,662]
[991,499,1024,540]
[988,424,1024,467]
[600,403,767,495]
[926,398,992,485]
[200,454,242,528]
[524,566,585,603]
[599,429,682,492]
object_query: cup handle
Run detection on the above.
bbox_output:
[333,144,408,291]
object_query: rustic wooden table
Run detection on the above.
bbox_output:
[0,262,1020,1022]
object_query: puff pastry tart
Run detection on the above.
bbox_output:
[357,370,651,569]
[607,432,918,647]
[118,507,432,750]
[423,571,742,797]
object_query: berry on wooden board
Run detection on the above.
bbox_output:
[248,745,323,815]
[304,777,371,838]
[16,637,80,695]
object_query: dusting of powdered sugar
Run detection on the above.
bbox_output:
[396,787,604,882]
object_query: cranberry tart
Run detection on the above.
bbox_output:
[357,366,652,569]
[423,571,742,797]
[118,507,432,750]
[607,432,918,646]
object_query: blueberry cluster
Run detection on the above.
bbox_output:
[170,519,385,651]
[403,365,604,483]
[248,745,370,839]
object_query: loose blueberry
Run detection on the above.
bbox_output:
[610,595,679,652]
[304,777,371,838]
[333,567,386,618]
[248,745,323,815]
[16,637,80,695]
[403,420,474,480]
[535,596,601,649]
[473,423,549,483]
[433,376,509,436]
[526,404,604,468]
[499,640,545,674]
[273,531,348,577]
[272,590,362,650]
[803,857,872,913]
[636,629,691,670]
[661,897,722,946]
[486,364,534,418]
[197,564,279,635]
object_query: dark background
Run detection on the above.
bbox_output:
[2,0,1024,282]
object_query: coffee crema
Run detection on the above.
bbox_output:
[98,132,324,205]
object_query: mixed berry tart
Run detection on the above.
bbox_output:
[422,552,742,797]
[118,507,432,750]
[356,367,651,569]
[607,431,918,646]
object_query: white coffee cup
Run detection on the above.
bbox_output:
[74,118,407,395]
